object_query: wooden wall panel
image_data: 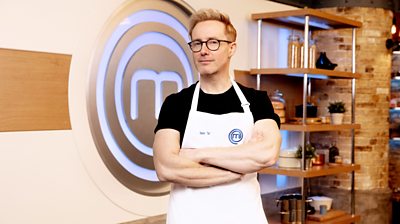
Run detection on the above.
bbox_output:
[0,48,71,131]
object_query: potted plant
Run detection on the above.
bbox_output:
[296,143,317,169]
[327,101,346,124]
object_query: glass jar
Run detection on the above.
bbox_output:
[308,39,317,68]
[270,90,286,123]
[299,40,304,68]
[299,39,316,68]
[287,34,300,68]
[270,89,286,108]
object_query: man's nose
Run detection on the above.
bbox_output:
[199,42,210,54]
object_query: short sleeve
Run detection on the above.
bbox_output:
[155,94,185,133]
[249,90,281,128]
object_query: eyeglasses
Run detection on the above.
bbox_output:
[188,39,232,52]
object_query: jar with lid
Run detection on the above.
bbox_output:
[287,34,300,68]
[299,38,304,68]
[299,39,316,68]
[308,39,317,68]
[270,89,286,123]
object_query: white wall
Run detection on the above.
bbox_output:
[0,0,295,223]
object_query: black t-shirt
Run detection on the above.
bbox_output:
[154,82,280,145]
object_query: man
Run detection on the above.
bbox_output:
[153,8,281,224]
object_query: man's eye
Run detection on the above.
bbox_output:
[192,42,202,46]
[208,40,219,45]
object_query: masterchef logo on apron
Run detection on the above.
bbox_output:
[87,0,196,196]
[228,128,243,144]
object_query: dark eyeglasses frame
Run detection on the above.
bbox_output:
[188,39,232,52]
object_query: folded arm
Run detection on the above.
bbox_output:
[153,128,242,188]
[180,119,281,174]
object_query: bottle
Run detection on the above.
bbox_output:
[309,39,317,68]
[287,34,300,68]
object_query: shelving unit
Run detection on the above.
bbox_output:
[242,8,362,224]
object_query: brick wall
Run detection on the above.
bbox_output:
[310,7,392,190]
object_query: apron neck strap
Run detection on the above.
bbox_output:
[190,83,201,111]
[231,80,251,113]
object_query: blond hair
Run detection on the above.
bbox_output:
[188,8,237,41]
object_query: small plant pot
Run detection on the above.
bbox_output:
[330,113,344,124]
[297,158,312,169]
[306,158,312,169]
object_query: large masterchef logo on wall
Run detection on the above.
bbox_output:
[88,0,196,196]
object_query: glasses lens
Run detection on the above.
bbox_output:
[190,41,202,52]
[207,39,220,51]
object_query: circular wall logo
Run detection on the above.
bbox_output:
[87,0,196,196]
[228,129,243,144]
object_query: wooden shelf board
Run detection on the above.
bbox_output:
[307,214,360,224]
[259,164,360,178]
[267,213,360,224]
[249,68,361,79]
[251,9,362,30]
[280,123,360,132]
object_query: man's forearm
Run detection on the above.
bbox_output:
[155,152,242,187]
[166,164,242,187]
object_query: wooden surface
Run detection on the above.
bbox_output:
[280,123,361,132]
[259,164,360,178]
[249,68,361,79]
[267,213,360,224]
[0,48,71,131]
[308,210,346,222]
[121,214,166,224]
[251,8,362,30]
[307,214,360,224]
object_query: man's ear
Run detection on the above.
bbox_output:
[228,42,237,58]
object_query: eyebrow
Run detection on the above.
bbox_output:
[190,37,219,42]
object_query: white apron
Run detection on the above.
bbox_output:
[167,81,268,224]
